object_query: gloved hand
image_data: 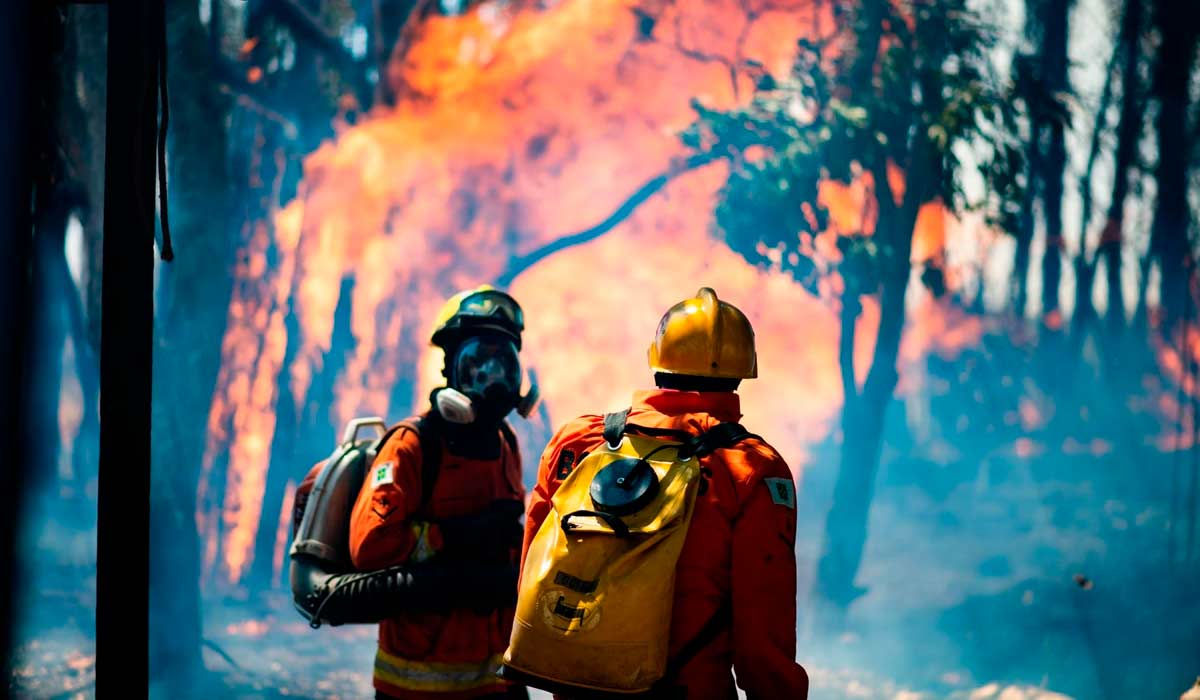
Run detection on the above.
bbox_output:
[435,499,525,560]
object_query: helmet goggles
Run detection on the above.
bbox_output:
[431,287,525,351]
[455,289,524,332]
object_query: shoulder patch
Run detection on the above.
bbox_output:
[372,461,395,488]
[763,477,796,509]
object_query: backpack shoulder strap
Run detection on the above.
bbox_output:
[605,409,743,450]
[368,422,407,460]
[392,416,442,514]
[498,419,518,454]
[602,408,630,447]
[681,422,760,460]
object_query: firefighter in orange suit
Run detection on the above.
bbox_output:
[348,287,532,700]
[520,288,809,699]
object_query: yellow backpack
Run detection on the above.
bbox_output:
[500,410,757,697]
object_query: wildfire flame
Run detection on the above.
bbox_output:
[200,0,978,586]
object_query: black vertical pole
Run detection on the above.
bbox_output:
[98,0,159,696]
[0,0,35,694]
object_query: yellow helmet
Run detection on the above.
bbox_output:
[648,287,757,379]
[430,285,525,349]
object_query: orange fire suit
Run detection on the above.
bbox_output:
[336,415,525,700]
[521,389,809,700]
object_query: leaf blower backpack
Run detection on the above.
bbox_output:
[288,414,516,627]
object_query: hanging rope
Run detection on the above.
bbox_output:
[156,0,173,261]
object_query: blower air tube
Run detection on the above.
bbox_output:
[291,553,518,627]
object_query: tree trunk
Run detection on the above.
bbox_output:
[1148,0,1197,335]
[1073,22,1121,346]
[1073,259,1097,340]
[1013,125,1039,318]
[148,0,234,692]
[814,1,941,607]
[1040,0,1070,321]
[816,389,886,605]
[1099,0,1144,336]
[815,149,922,616]
[815,238,911,614]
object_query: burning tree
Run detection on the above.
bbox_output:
[683,0,1023,619]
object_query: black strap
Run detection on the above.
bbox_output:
[605,409,755,453]
[625,423,694,441]
[602,409,630,447]
[680,422,760,460]
[604,409,694,444]
[561,509,631,538]
[498,419,518,454]
[391,417,442,514]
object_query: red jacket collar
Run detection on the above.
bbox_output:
[631,389,743,423]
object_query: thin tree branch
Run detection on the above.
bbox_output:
[1070,37,1119,340]
[494,152,717,286]
[201,638,244,670]
[1078,37,1120,255]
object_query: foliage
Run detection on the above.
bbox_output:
[682,0,1025,299]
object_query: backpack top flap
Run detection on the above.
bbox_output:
[554,433,700,537]
[555,413,760,538]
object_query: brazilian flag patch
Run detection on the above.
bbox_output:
[372,461,395,488]
[764,477,795,509]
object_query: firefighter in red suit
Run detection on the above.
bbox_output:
[295,286,532,700]
[519,288,809,699]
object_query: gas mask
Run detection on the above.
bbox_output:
[435,336,540,426]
